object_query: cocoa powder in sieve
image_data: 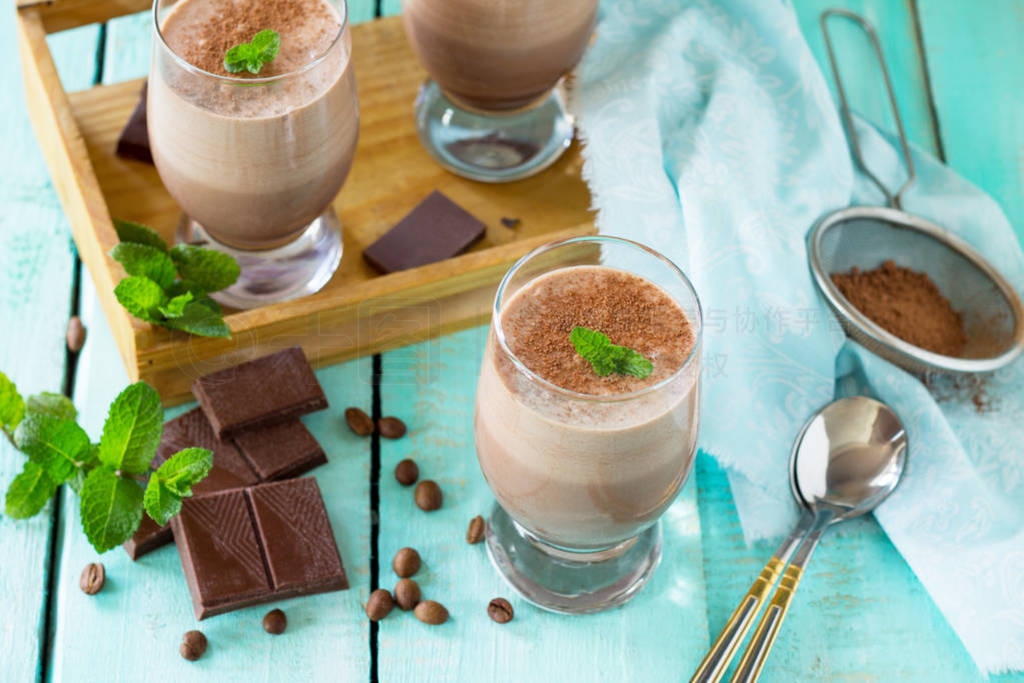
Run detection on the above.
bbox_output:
[831,260,967,357]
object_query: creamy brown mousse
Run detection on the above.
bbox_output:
[149,0,358,249]
[402,0,598,111]
[475,266,700,549]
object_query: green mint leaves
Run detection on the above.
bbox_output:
[1,371,213,552]
[570,326,654,379]
[110,219,238,338]
[224,29,281,75]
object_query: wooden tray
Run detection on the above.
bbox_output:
[16,0,595,405]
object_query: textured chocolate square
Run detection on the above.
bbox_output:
[171,478,347,619]
[115,82,152,164]
[191,347,328,438]
[363,191,487,273]
[233,419,326,481]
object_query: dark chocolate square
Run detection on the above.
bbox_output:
[191,347,328,438]
[124,515,173,561]
[233,419,326,481]
[172,478,347,619]
[116,82,153,164]
[363,191,487,273]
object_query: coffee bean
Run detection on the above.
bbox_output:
[393,578,421,611]
[487,598,514,624]
[66,316,86,353]
[79,562,104,595]
[414,600,449,625]
[392,547,421,578]
[180,630,207,661]
[394,458,419,486]
[378,416,407,439]
[414,480,443,511]
[500,217,521,229]
[345,407,374,437]
[262,608,287,635]
[466,515,485,544]
[366,589,394,621]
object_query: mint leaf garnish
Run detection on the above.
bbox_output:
[111,243,178,290]
[114,276,166,323]
[170,245,241,293]
[224,29,280,75]
[80,465,144,553]
[14,413,91,483]
[164,302,231,338]
[570,326,654,379]
[98,382,163,475]
[0,370,25,435]
[5,462,58,519]
[113,218,169,252]
[111,220,238,338]
[156,448,213,497]
[143,447,213,524]
[26,392,77,421]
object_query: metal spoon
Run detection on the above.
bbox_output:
[690,397,907,683]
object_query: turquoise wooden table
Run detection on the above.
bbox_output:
[1,1,1022,681]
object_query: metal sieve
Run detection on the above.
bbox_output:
[807,9,1024,375]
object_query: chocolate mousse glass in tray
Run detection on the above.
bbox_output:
[15,0,596,404]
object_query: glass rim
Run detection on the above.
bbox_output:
[151,0,350,85]
[492,235,704,404]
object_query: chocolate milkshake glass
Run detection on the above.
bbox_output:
[401,0,597,182]
[149,0,359,308]
[475,236,703,613]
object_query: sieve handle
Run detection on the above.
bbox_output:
[820,9,915,210]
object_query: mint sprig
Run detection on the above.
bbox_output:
[224,29,281,75]
[0,370,213,552]
[570,326,654,379]
[110,219,238,338]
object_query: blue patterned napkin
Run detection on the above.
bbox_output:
[573,0,1024,675]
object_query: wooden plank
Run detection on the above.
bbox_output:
[916,0,1024,242]
[376,328,710,681]
[16,0,149,35]
[34,13,594,404]
[0,10,98,683]
[46,274,374,681]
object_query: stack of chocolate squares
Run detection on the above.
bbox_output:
[125,346,349,619]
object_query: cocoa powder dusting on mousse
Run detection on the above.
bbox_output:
[500,267,695,395]
[162,0,339,77]
[831,260,967,357]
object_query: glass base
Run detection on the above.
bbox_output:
[175,208,342,310]
[414,79,575,183]
[485,503,662,614]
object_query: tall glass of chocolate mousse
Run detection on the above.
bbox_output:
[401,0,597,182]
[149,0,358,308]
[475,236,703,613]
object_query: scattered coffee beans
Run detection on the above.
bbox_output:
[466,515,485,544]
[487,598,514,624]
[414,600,449,625]
[392,547,421,578]
[366,589,394,621]
[393,578,421,611]
[180,630,207,661]
[345,407,375,437]
[79,562,104,595]
[66,316,86,353]
[394,458,419,486]
[414,480,443,511]
[377,416,407,439]
[262,608,287,635]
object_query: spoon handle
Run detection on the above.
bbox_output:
[689,512,812,683]
[730,510,833,683]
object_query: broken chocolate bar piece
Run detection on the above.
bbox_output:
[171,478,348,619]
[233,419,326,481]
[115,82,153,164]
[363,190,487,273]
[124,515,173,561]
[191,347,327,438]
